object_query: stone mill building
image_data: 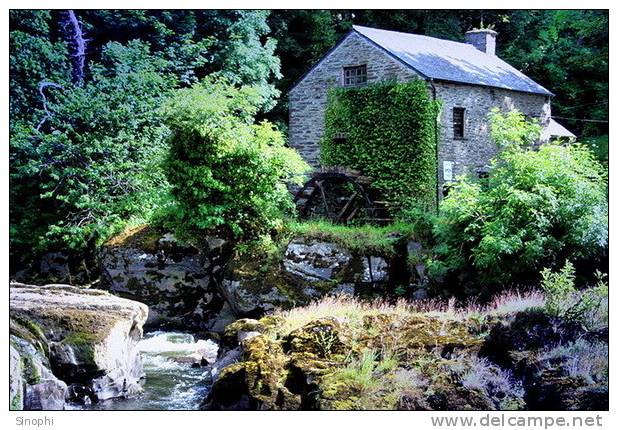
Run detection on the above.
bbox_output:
[288,25,574,193]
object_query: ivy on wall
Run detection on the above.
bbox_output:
[320,80,441,213]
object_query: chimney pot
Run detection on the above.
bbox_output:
[465,29,497,56]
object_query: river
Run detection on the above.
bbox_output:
[84,331,217,410]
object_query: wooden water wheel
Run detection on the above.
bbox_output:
[294,167,390,224]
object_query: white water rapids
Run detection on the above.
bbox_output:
[86,331,218,410]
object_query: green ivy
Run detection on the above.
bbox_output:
[320,80,440,213]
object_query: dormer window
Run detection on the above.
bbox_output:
[343,65,367,86]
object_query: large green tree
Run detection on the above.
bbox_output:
[9,9,284,269]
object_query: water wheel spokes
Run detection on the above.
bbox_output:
[294,169,375,223]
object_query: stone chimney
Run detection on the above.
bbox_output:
[465,29,497,56]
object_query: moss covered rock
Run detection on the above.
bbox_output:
[10,282,148,405]
[205,334,298,410]
[99,225,230,329]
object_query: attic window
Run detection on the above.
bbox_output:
[453,107,465,139]
[343,65,367,86]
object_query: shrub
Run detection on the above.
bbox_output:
[162,78,309,241]
[538,339,608,385]
[456,354,524,409]
[487,107,541,149]
[432,141,608,286]
[320,80,441,212]
[540,262,608,329]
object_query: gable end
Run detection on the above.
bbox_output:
[289,29,426,94]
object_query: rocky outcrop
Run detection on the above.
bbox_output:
[204,309,493,410]
[283,239,352,282]
[13,251,97,286]
[10,345,24,410]
[203,296,608,411]
[217,236,412,322]
[99,226,231,329]
[480,310,608,410]
[9,282,148,409]
[99,227,424,331]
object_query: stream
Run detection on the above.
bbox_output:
[85,331,217,410]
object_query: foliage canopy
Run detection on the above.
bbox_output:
[431,138,608,286]
[10,41,175,257]
[162,79,309,240]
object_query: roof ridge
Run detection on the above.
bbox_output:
[352,24,477,50]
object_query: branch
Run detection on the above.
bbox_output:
[35,81,64,131]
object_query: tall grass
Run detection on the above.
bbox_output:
[276,290,547,336]
[285,219,420,256]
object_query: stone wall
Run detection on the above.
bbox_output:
[434,82,551,188]
[288,30,552,193]
[288,31,419,166]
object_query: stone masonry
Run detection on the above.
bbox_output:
[289,31,420,167]
[288,30,551,192]
[434,82,550,185]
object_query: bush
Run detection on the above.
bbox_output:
[320,80,440,212]
[487,107,541,149]
[432,140,608,286]
[541,262,608,329]
[162,78,309,241]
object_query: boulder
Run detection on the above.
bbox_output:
[480,309,578,369]
[39,252,72,283]
[10,335,68,410]
[359,256,389,283]
[13,251,95,286]
[218,238,379,321]
[283,239,352,282]
[99,225,230,328]
[204,334,296,410]
[10,282,148,406]
[218,279,290,316]
[25,380,68,410]
[209,347,243,383]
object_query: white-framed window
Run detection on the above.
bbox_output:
[343,65,367,86]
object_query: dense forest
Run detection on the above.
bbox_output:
[9,9,608,270]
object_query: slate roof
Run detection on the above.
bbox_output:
[541,118,576,140]
[352,25,553,96]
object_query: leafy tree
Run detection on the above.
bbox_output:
[487,108,541,149]
[10,10,285,270]
[493,10,608,138]
[80,10,281,110]
[214,10,282,112]
[431,113,608,286]
[9,25,72,122]
[162,79,309,241]
[10,41,175,261]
